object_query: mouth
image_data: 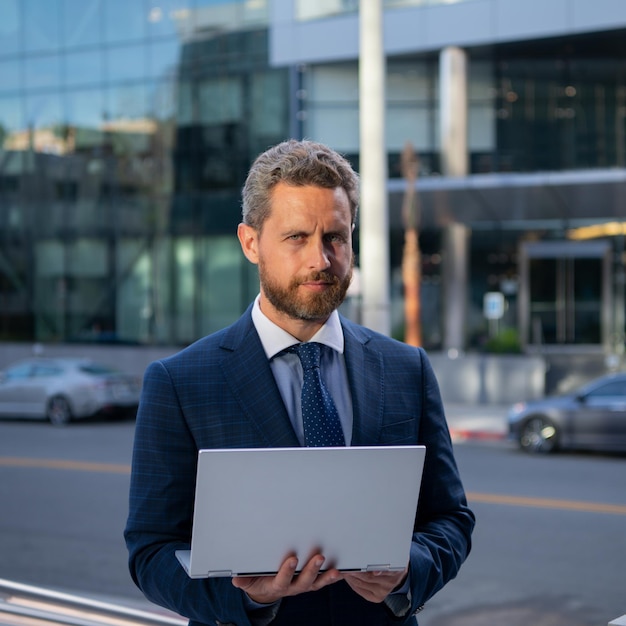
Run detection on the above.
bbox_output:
[301,281,332,292]
[299,274,338,291]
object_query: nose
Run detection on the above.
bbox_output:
[307,237,331,270]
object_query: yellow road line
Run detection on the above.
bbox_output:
[2,457,625,516]
[468,491,626,516]
[0,457,131,474]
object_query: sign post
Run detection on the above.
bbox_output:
[484,292,505,338]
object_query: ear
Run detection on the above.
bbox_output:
[237,223,259,265]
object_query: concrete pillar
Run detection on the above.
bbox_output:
[441,223,469,355]
[440,46,468,176]
[359,0,390,335]
[439,46,469,353]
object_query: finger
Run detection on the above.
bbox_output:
[232,557,298,604]
[290,555,325,590]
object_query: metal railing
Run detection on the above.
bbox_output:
[0,579,186,626]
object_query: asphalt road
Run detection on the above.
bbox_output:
[0,417,624,626]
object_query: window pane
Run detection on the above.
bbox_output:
[24,54,62,90]
[177,80,193,124]
[306,108,358,153]
[107,43,147,83]
[66,88,104,128]
[151,236,172,344]
[250,71,287,137]
[65,49,104,88]
[0,96,24,135]
[23,0,61,52]
[199,236,243,335]
[104,0,145,43]
[68,239,107,277]
[117,239,153,342]
[148,39,180,81]
[0,1,20,56]
[65,88,105,156]
[174,237,195,343]
[24,92,63,135]
[146,0,193,38]
[62,0,102,48]
[0,59,21,94]
[387,106,431,151]
[36,241,65,277]
[106,82,148,121]
[150,79,177,122]
[198,77,242,124]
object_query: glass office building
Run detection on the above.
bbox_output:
[0,0,286,345]
[2,0,626,354]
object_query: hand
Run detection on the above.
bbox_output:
[232,554,341,605]
[342,566,408,603]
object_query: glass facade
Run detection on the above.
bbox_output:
[0,0,287,344]
[295,0,473,22]
[297,30,626,350]
[1,1,625,351]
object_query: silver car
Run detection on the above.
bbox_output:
[507,372,626,453]
[0,357,141,425]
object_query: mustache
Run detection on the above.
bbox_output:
[296,271,341,286]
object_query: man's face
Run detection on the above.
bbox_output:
[238,182,354,335]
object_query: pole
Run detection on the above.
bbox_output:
[359,0,390,335]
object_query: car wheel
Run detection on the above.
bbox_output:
[519,416,559,453]
[47,395,73,426]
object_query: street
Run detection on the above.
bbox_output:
[0,418,624,626]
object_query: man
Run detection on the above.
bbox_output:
[125,139,475,626]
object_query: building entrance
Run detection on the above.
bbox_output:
[520,241,611,350]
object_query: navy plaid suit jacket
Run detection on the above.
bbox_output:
[125,305,474,626]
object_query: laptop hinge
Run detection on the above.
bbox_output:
[208,570,233,577]
[366,564,391,572]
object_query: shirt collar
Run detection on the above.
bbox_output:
[251,294,344,360]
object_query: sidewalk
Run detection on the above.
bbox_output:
[444,403,510,443]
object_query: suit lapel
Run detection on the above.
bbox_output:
[342,320,384,446]
[219,310,300,447]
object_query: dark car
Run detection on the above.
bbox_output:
[0,357,141,426]
[507,372,626,453]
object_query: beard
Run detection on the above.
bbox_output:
[259,256,354,322]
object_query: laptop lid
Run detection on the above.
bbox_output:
[176,445,426,578]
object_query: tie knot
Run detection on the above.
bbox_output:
[289,342,322,370]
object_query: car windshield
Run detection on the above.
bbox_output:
[4,364,33,379]
[586,379,626,398]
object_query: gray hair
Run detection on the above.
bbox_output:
[241,139,359,231]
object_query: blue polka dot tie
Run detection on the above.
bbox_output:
[289,342,346,447]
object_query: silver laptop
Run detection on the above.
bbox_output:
[175,445,426,578]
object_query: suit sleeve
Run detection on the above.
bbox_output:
[124,359,253,626]
[404,348,476,616]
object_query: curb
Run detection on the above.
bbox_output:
[449,428,508,443]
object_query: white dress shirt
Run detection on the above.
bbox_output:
[251,295,353,446]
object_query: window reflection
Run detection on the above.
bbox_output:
[0,1,20,56]
[107,44,147,83]
[24,92,63,140]
[148,39,181,81]
[65,88,105,151]
[0,96,24,139]
[107,83,148,121]
[65,49,104,88]
[24,54,62,90]
[146,0,194,39]
[0,59,21,94]
[23,0,62,52]
[103,0,145,43]
[63,0,102,48]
